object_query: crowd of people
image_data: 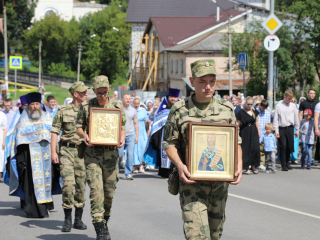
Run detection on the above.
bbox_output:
[217,88,319,174]
[0,60,318,240]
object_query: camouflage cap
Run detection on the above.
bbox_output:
[191,59,217,77]
[92,75,110,89]
[69,81,89,95]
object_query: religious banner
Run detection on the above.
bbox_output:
[186,122,238,182]
[89,108,121,146]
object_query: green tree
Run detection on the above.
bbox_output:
[221,20,311,99]
[78,0,131,83]
[0,0,38,53]
[23,13,81,72]
[290,0,320,83]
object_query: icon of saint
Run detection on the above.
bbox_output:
[198,134,224,171]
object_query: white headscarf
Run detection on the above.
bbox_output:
[64,98,73,105]
[145,100,154,113]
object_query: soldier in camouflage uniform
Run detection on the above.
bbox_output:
[51,81,89,232]
[162,59,243,240]
[76,75,126,240]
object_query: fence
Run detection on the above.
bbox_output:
[0,70,90,87]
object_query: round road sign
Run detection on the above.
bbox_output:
[264,35,280,52]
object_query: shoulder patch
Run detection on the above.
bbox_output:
[59,104,68,110]
[112,100,123,108]
[219,99,234,111]
[173,99,186,111]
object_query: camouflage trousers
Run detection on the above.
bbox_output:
[60,146,86,209]
[179,180,229,240]
[84,146,119,224]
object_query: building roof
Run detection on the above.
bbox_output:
[166,33,226,52]
[73,1,107,8]
[145,10,244,48]
[126,0,239,23]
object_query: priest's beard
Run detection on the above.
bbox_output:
[208,144,215,152]
[29,108,42,119]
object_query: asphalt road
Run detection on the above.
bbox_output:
[0,163,320,240]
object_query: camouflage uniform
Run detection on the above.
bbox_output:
[162,59,241,240]
[50,81,89,210]
[76,76,126,224]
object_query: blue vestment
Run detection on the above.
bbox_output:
[4,110,61,202]
[198,147,224,171]
[133,108,149,165]
[144,97,171,168]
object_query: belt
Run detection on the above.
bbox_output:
[61,141,79,148]
[93,145,117,151]
[279,125,293,130]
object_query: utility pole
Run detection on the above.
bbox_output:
[228,16,233,96]
[77,34,96,82]
[4,6,8,88]
[39,34,42,87]
[77,42,82,82]
[267,0,275,110]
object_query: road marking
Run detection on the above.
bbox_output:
[229,193,320,220]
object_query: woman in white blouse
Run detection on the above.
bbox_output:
[0,111,7,181]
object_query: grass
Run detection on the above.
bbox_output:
[8,85,71,105]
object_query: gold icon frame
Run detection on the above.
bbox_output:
[187,122,239,182]
[89,108,121,146]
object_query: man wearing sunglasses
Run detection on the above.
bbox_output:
[76,75,126,240]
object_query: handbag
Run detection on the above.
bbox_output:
[168,167,179,195]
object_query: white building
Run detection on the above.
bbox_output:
[33,0,107,21]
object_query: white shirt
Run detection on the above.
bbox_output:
[1,84,7,91]
[273,101,299,133]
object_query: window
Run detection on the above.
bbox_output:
[181,60,184,74]
[170,60,173,73]
[153,30,157,37]
[175,60,178,73]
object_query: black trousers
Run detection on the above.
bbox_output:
[279,126,294,167]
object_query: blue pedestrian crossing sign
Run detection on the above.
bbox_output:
[238,53,246,68]
[9,56,23,69]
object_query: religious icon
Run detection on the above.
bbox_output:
[198,134,224,171]
[89,108,122,146]
[187,122,238,181]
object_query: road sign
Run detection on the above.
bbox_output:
[264,35,280,52]
[9,56,23,69]
[238,53,246,68]
[262,13,283,35]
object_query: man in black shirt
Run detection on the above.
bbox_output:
[299,89,318,121]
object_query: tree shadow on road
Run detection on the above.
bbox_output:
[0,201,20,208]
[20,220,64,230]
[36,234,95,240]
[0,201,25,217]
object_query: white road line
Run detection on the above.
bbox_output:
[229,193,320,220]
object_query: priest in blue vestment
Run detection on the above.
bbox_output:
[144,88,180,178]
[4,92,61,218]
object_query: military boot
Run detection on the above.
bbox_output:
[93,222,106,240]
[104,216,111,240]
[62,209,72,232]
[74,207,87,230]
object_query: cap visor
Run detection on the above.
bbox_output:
[195,70,217,77]
[76,86,89,92]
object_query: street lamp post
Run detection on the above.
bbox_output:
[39,33,42,87]
[77,34,96,82]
